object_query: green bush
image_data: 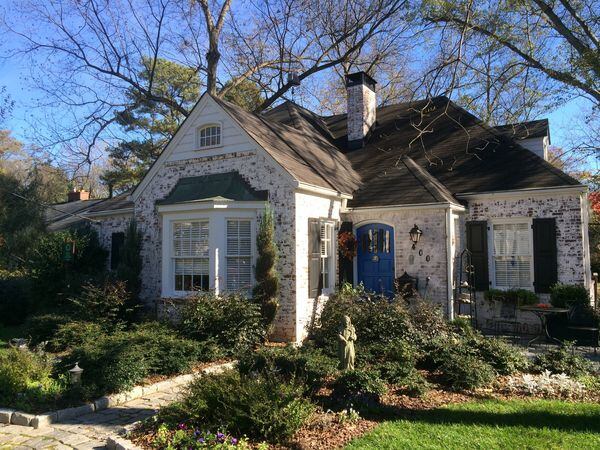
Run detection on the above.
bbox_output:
[485,289,538,306]
[435,348,495,391]
[25,314,72,347]
[63,323,206,396]
[550,284,590,308]
[0,271,32,326]
[471,336,528,375]
[369,339,420,384]
[0,348,68,412]
[238,345,338,393]
[49,321,105,352]
[311,284,412,354]
[178,292,266,354]
[27,228,107,307]
[331,369,387,407]
[68,279,131,326]
[162,370,314,443]
[533,342,593,377]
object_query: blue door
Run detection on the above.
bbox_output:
[356,224,395,296]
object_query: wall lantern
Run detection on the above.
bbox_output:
[69,362,84,385]
[409,224,423,250]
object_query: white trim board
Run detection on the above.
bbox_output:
[456,185,587,201]
[343,202,466,214]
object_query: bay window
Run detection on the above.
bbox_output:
[173,221,210,292]
[226,219,253,291]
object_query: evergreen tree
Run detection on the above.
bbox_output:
[116,220,143,318]
[253,206,280,328]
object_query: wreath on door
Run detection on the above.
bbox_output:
[338,231,358,260]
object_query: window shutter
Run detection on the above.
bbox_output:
[466,221,489,291]
[110,232,125,270]
[308,219,322,298]
[533,218,557,293]
[338,221,354,285]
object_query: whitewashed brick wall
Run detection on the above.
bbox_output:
[133,150,298,340]
[295,192,342,341]
[90,214,133,269]
[342,207,450,307]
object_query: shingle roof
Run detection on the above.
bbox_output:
[45,199,103,231]
[494,119,549,141]
[157,172,268,205]
[85,192,134,213]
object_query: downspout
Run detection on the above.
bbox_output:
[445,207,455,320]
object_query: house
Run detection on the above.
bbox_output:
[49,72,593,342]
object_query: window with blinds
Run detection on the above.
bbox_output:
[320,222,335,290]
[226,219,252,291]
[492,222,532,288]
[197,125,221,148]
[173,221,209,292]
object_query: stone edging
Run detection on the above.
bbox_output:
[0,361,236,429]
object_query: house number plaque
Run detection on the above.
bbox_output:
[372,255,379,262]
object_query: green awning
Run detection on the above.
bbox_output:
[157,172,268,206]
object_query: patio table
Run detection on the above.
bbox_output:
[519,306,569,346]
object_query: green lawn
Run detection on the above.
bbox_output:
[346,399,600,449]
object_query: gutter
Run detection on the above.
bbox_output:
[456,185,587,199]
[84,208,135,218]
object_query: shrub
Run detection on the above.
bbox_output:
[471,336,528,375]
[435,349,495,391]
[68,279,131,325]
[532,342,593,377]
[49,321,105,352]
[162,371,314,443]
[312,284,412,354]
[63,323,206,396]
[331,369,387,407]
[550,284,590,308]
[27,227,107,306]
[178,292,266,354]
[0,348,68,412]
[0,271,32,325]
[361,339,419,384]
[25,314,72,347]
[238,345,338,393]
[485,289,538,306]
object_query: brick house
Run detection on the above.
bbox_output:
[51,72,593,342]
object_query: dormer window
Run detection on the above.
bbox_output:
[197,124,221,148]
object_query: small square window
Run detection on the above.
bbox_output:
[197,125,221,148]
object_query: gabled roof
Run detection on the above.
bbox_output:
[494,119,549,141]
[85,191,133,214]
[45,199,103,231]
[157,172,268,206]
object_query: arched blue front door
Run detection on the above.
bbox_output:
[356,224,395,296]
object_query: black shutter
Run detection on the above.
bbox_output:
[466,221,489,291]
[308,219,322,298]
[338,221,354,285]
[111,232,125,270]
[533,218,557,293]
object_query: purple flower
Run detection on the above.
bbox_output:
[216,432,225,442]
[198,437,205,443]
[231,437,238,445]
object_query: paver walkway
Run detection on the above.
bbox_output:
[0,382,184,449]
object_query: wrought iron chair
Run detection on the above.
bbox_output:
[567,304,599,354]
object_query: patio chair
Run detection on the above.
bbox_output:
[567,304,599,354]
[493,300,520,338]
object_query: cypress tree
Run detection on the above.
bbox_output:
[253,206,280,327]
[116,219,143,318]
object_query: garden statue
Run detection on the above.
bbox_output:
[338,315,357,370]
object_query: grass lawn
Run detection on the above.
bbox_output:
[346,399,600,449]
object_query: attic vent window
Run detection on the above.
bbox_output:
[197,124,221,148]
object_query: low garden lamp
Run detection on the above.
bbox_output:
[69,362,83,385]
[409,224,422,250]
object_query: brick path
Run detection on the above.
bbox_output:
[0,381,184,449]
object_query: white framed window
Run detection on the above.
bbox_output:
[196,124,221,148]
[320,221,335,293]
[226,219,253,291]
[490,220,533,289]
[173,221,210,292]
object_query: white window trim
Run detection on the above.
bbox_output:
[195,122,223,150]
[159,204,260,298]
[487,217,535,291]
[171,220,210,294]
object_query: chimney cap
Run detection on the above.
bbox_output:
[345,72,377,90]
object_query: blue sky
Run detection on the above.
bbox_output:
[0,35,596,174]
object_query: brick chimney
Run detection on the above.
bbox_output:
[67,189,90,202]
[345,72,377,149]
